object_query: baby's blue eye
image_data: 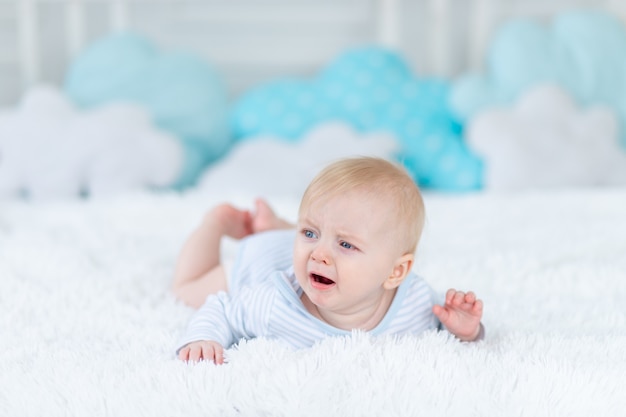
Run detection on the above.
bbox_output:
[340,241,353,250]
[304,230,317,239]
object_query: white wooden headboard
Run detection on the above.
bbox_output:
[1,0,625,106]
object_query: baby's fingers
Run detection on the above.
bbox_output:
[472,299,484,315]
[464,291,476,304]
[444,289,483,314]
[450,290,466,307]
[444,288,457,305]
[461,293,483,316]
[214,345,224,364]
[432,304,449,322]
[202,343,224,365]
[178,346,191,361]
[188,344,204,362]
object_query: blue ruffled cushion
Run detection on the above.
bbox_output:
[232,46,482,191]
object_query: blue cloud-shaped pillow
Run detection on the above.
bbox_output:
[450,10,626,147]
[64,32,231,186]
[231,47,482,191]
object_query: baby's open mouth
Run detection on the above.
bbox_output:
[311,273,335,286]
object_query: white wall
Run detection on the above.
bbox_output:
[1,0,625,106]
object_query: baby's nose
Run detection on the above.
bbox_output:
[310,245,331,265]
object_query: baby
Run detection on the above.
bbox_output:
[174,157,484,363]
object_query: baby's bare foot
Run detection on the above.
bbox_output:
[252,198,293,233]
[207,203,253,239]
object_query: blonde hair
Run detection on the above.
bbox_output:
[299,157,425,254]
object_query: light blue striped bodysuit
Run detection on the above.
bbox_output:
[176,229,441,353]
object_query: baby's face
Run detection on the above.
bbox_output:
[293,190,404,320]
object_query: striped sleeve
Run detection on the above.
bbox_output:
[175,283,277,354]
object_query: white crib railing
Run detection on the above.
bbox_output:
[2,0,625,106]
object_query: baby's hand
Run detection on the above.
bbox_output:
[178,340,225,364]
[432,289,483,342]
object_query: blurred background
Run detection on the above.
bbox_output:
[1,0,626,199]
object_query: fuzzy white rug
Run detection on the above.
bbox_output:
[1,187,625,416]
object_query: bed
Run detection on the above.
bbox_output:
[1,181,625,415]
[1,0,626,415]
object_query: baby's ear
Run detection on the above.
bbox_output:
[384,253,414,290]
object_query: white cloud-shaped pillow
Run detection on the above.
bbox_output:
[197,122,400,198]
[466,84,626,190]
[0,85,183,200]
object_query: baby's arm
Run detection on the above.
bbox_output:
[178,340,225,364]
[175,291,235,361]
[175,279,277,363]
[432,289,483,341]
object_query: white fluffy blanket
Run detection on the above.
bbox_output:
[1,187,625,416]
